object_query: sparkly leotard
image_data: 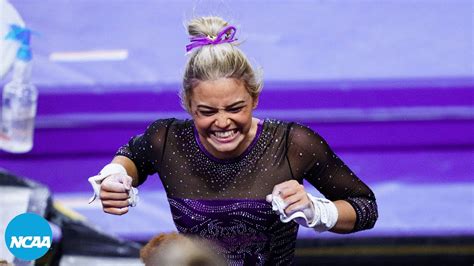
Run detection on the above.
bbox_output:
[117,118,378,265]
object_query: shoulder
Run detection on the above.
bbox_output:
[261,119,320,139]
[147,118,177,130]
[264,119,321,140]
[145,118,191,134]
[281,122,336,167]
[289,122,319,138]
[287,122,328,151]
[263,119,292,132]
[261,119,325,147]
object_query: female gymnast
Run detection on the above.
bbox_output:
[90,16,378,265]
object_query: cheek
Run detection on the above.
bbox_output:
[230,114,253,132]
[236,110,253,124]
[193,116,213,131]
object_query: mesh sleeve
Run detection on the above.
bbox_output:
[286,123,378,232]
[115,119,174,185]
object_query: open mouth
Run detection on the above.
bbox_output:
[211,129,239,142]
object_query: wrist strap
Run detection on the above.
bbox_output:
[99,163,127,177]
[307,193,339,232]
[88,163,127,204]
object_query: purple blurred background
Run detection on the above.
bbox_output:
[1,0,473,242]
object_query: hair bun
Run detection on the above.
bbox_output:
[187,16,229,39]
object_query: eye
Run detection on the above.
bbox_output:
[198,110,217,116]
[227,106,244,113]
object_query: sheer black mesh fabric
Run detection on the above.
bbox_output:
[116,118,378,231]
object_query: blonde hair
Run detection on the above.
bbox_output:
[181,16,263,111]
[140,232,226,266]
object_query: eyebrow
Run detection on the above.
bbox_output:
[197,100,246,110]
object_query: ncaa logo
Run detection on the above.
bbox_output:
[4,213,52,261]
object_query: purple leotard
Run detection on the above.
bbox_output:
[117,119,378,265]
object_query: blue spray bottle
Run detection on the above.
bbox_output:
[1,25,37,153]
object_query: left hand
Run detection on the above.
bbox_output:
[266,180,315,223]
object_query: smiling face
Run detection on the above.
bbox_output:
[189,78,259,159]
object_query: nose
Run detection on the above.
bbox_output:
[214,113,230,128]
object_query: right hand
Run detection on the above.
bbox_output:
[100,173,133,215]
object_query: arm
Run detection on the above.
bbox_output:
[98,119,173,215]
[268,181,357,233]
[272,123,377,233]
[331,200,357,233]
[111,155,140,187]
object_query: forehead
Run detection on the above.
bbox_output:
[191,78,251,106]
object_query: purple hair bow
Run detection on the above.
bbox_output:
[185,25,237,52]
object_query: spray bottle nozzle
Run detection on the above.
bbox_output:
[5,24,32,62]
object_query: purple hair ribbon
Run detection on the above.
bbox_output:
[185,25,237,52]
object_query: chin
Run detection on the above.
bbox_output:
[207,136,244,158]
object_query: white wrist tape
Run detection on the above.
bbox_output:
[88,163,139,207]
[306,193,339,232]
[271,193,338,232]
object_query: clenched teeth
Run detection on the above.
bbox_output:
[214,130,235,138]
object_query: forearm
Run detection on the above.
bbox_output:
[111,155,140,187]
[329,200,356,233]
